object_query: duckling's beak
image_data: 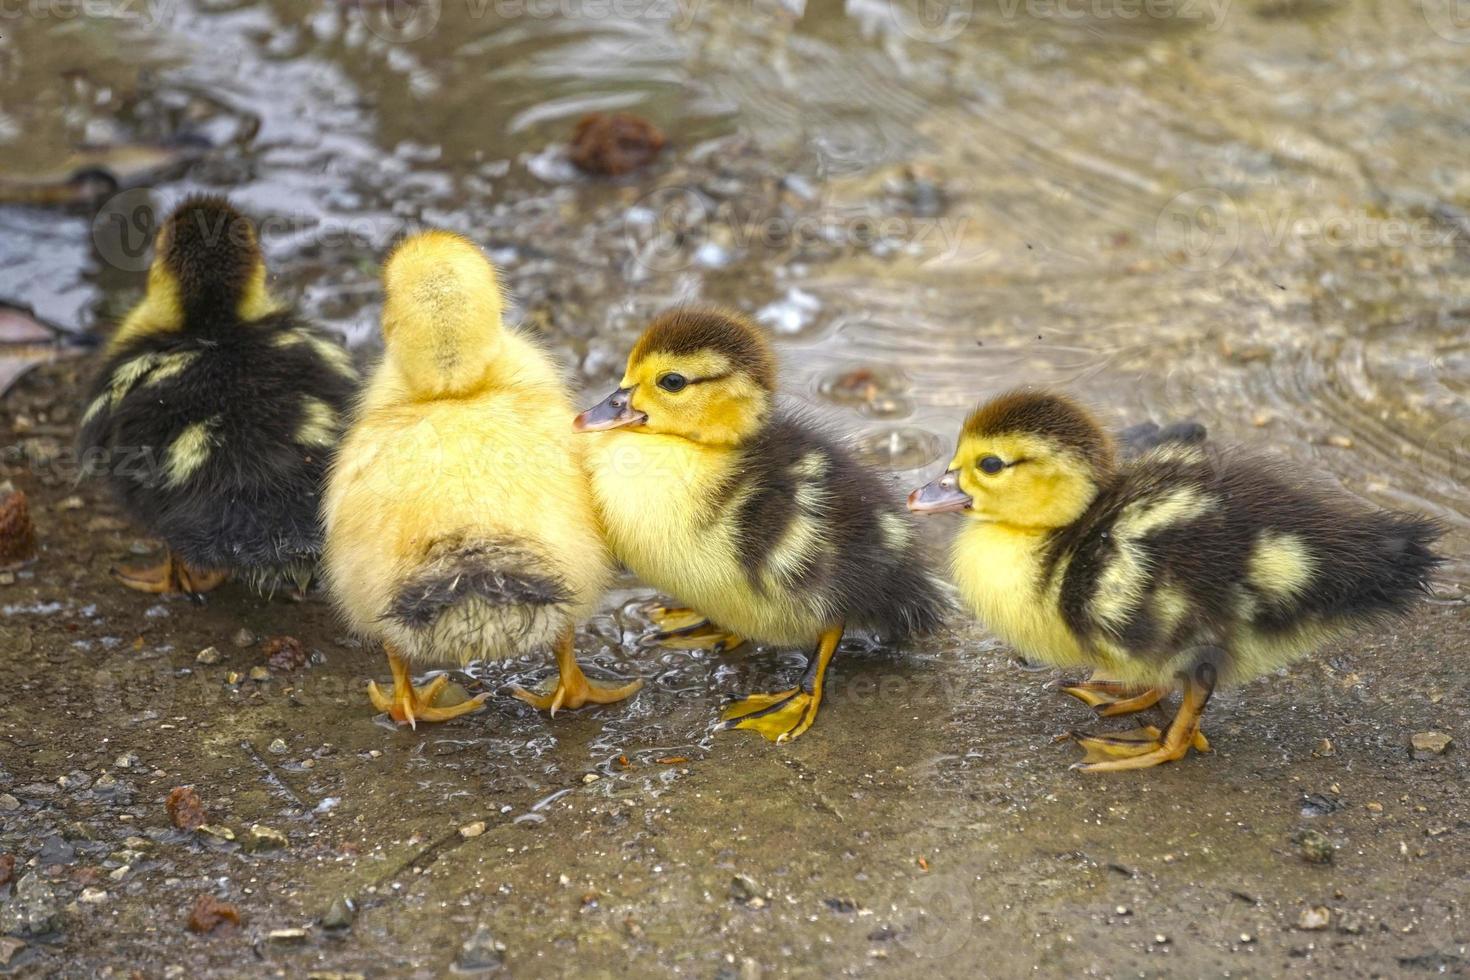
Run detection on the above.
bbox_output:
[908,471,971,513]
[573,387,648,432]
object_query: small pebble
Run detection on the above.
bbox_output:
[459,821,487,839]
[0,488,37,565]
[197,824,235,842]
[248,666,270,682]
[1297,906,1331,931]
[268,928,308,943]
[1410,732,1452,759]
[0,794,17,811]
[582,773,600,784]
[195,646,222,666]
[455,926,506,972]
[231,627,257,648]
[321,895,356,930]
[268,738,288,755]
[187,895,242,934]
[730,874,765,904]
[244,825,287,853]
[1295,829,1335,864]
[79,887,108,904]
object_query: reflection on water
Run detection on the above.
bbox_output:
[0,0,1466,582]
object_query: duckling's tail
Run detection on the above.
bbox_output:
[1339,512,1445,615]
[384,537,574,659]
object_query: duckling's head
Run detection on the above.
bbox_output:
[126,196,277,338]
[574,308,776,446]
[380,230,505,399]
[909,390,1115,529]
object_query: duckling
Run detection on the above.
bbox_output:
[78,196,358,596]
[909,389,1444,772]
[321,230,639,727]
[574,307,949,743]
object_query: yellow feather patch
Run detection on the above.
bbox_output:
[761,513,825,596]
[81,393,111,426]
[1152,583,1192,638]
[879,512,912,553]
[1249,531,1315,598]
[165,419,216,486]
[306,333,357,378]
[791,451,828,481]
[142,351,200,388]
[1091,487,1213,632]
[271,330,357,378]
[295,397,339,448]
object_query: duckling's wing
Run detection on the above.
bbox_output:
[731,411,952,641]
[1117,419,1207,458]
[1050,447,1443,685]
[78,314,359,578]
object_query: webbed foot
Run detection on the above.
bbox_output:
[112,550,227,596]
[512,629,642,716]
[645,605,745,652]
[368,648,486,728]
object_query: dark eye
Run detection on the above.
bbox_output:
[978,455,1006,475]
[657,373,688,393]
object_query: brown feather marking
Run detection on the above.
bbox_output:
[962,389,1115,473]
[630,307,777,391]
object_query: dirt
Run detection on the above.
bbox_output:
[1,359,1467,978]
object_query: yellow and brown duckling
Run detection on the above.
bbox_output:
[78,196,358,596]
[575,307,949,743]
[321,230,639,727]
[910,389,1444,772]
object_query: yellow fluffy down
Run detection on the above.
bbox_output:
[322,238,608,667]
[583,429,832,645]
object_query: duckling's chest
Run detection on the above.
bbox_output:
[951,522,1098,670]
[585,431,744,582]
[585,432,811,640]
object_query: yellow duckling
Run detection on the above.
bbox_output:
[78,195,358,596]
[574,308,949,743]
[910,389,1444,772]
[321,231,640,727]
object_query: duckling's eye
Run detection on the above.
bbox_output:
[978,455,1006,475]
[657,373,688,393]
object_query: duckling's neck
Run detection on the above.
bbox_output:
[367,328,559,411]
[688,400,770,448]
[111,264,278,350]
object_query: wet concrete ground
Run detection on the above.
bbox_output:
[1,360,1467,978]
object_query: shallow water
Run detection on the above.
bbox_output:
[4,0,1466,584]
